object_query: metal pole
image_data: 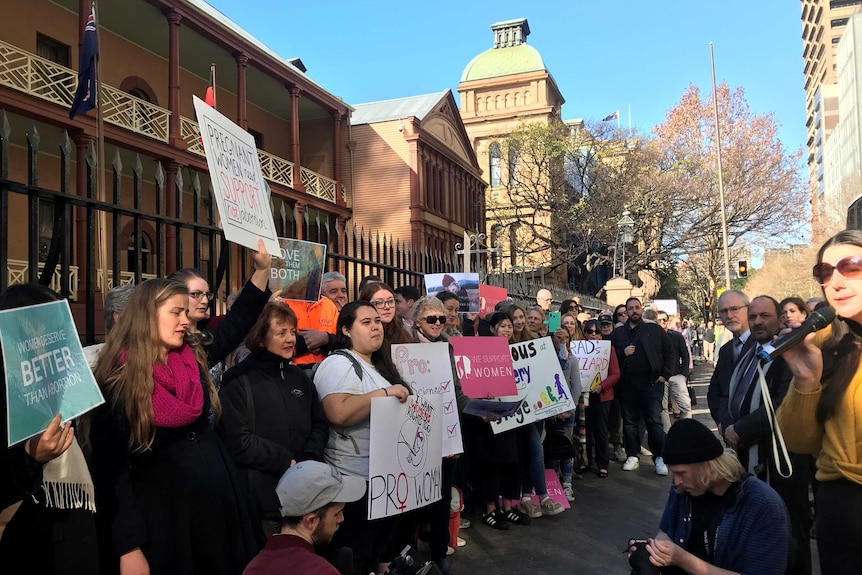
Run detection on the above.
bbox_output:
[710,42,732,290]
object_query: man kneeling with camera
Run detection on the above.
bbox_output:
[629,419,790,575]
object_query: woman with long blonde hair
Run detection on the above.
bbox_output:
[88,279,259,575]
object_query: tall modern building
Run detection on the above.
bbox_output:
[801,0,861,235]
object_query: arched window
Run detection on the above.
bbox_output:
[127,231,153,275]
[489,143,502,188]
[508,145,519,186]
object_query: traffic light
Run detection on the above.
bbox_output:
[737,260,748,278]
[704,297,711,311]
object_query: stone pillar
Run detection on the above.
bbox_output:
[165,9,184,148]
[294,202,305,240]
[332,110,343,205]
[71,132,92,280]
[235,52,248,130]
[289,85,303,190]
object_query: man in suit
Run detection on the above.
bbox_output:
[707,290,752,427]
[718,295,812,575]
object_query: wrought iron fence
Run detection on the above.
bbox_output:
[0,111,461,343]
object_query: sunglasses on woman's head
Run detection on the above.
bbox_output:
[423,315,447,325]
[813,255,862,286]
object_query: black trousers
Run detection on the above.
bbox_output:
[327,489,396,575]
[771,481,812,575]
[586,396,610,470]
[815,479,862,575]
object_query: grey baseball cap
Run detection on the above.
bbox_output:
[276,461,366,517]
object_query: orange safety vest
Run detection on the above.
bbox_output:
[285,297,338,365]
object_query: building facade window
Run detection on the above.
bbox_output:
[249,129,264,150]
[38,200,54,262]
[831,17,849,27]
[127,231,153,274]
[36,33,70,67]
[508,145,519,186]
[489,143,502,188]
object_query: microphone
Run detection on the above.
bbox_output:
[757,307,836,363]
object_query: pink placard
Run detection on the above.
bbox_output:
[522,470,572,510]
[449,336,517,399]
[479,285,508,318]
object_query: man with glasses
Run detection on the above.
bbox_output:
[707,290,752,430]
[536,288,553,312]
[610,297,676,476]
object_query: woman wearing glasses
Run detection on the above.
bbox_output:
[777,230,862,575]
[167,239,272,370]
[583,319,620,478]
[359,282,413,357]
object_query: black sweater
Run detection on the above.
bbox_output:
[216,351,329,521]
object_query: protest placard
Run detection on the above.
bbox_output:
[424,273,480,313]
[368,394,443,520]
[478,285,507,318]
[492,337,576,434]
[391,342,463,457]
[0,300,104,446]
[193,95,280,255]
[449,336,517,398]
[270,238,327,302]
[570,339,612,393]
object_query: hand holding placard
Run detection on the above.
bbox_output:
[24,413,74,463]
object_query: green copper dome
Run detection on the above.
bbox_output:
[460,43,546,82]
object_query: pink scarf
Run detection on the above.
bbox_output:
[151,344,204,427]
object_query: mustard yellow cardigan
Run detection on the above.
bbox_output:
[776,327,862,485]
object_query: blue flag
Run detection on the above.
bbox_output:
[69,6,98,119]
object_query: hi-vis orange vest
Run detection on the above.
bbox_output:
[285,297,338,365]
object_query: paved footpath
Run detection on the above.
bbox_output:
[430,362,821,575]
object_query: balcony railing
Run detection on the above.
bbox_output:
[7,259,79,300]
[0,40,170,143]
[301,166,336,203]
[0,39,342,205]
[97,269,157,293]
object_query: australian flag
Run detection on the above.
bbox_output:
[69,5,98,119]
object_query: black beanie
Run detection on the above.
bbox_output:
[662,419,723,465]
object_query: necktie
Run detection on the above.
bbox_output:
[731,344,762,421]
[733,337,743,362]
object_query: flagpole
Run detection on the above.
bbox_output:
[93,0,109,303]
[627,103,632,135]
[211,63,217,109]
[616,109,620,131]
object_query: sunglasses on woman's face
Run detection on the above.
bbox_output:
[813,255,862,286]
[423,315,447,325]
[585,328,600,334]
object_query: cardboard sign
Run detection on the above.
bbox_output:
[478,285,508,318]
[570,339,612,393]
[449,336,517,398]
[270,238,327,302]
[391,342,463,457]
[425,273,480,313]
[368,394,443,520]
[193,95,280,255]
[0,300,105,446]
[492,337,576,434]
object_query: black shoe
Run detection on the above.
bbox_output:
[481,510,509,530]
[502,507,532,525]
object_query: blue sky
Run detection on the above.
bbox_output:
[206,0,806,156]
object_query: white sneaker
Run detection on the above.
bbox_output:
[655,457,668,476]
[622,456,640,471]
[457,536,466,547]
[562,482,575,502]
[640,446,653,457]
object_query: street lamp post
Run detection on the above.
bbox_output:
[615,209,635,280]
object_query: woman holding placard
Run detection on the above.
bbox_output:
[0,283,99,573]
[87,279,259,575]
[359,282,413,357]
[583,318,620,478]
[313,301,410,575]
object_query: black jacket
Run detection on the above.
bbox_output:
[199,280,271,367]
[610,321,676,381]
[216,351,329,521]
[667,329,690,378]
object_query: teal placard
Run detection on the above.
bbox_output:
[0,299,104,446]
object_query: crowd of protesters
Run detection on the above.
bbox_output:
[2,230,862,575]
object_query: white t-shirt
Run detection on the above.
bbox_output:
[313,350,391,478]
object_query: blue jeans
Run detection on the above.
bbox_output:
[619,377,664,460]
[521,422,549,496]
